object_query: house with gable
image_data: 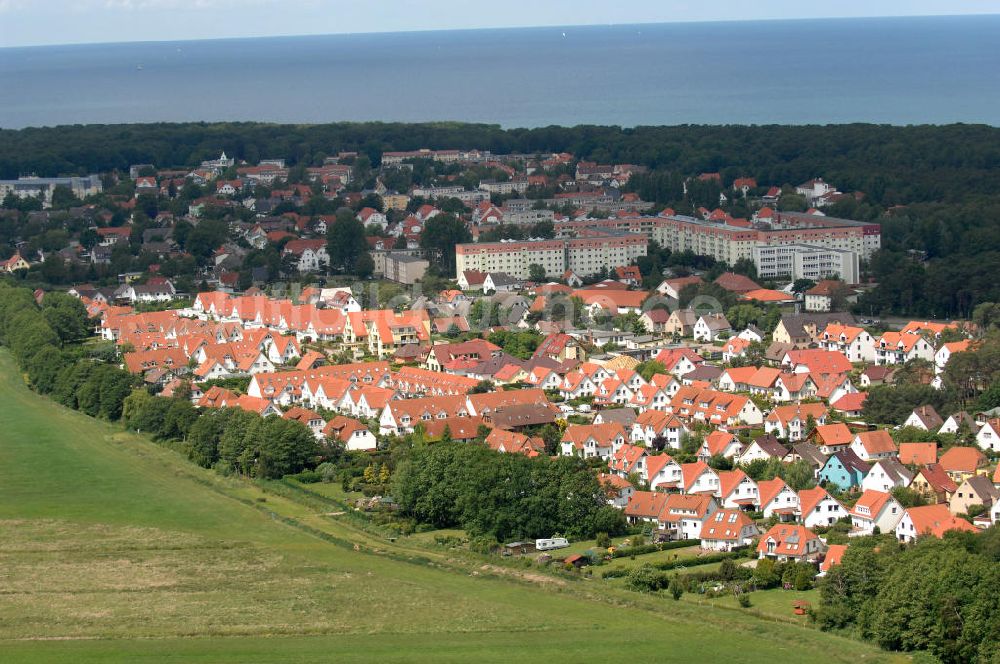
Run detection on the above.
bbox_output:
[698,430,744,461]
[324,415,378,451]
[653,348,703,377]
[700,509,759,551]
[895,504,977,543]
[693,313,732,342]
[798,486,848,528]
[876,331,936,366]
[949,475,998,516]
[910,463,957,504]
[678,461,720,496]
[645,453,683,491]
[819,324,877,363]
[658,494,718,541]
[819,449,871,491]
[975,418,1000,452]
[903,405,944,431]
[609,443,648,479]
[560,422,626,460]
[938,411,977,436]
[738,435,788,465]
[757,477,800,520]
[757,524,824,563]
[810,422,855,455]
[717,469,759,510]
[861,458,914,493]
[631,410,686,449]
[850,490,903,536]
[663,309,699,337]
[849,430,898,462]
[764,402,828,441]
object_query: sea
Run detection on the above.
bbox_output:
[1,15,999,129]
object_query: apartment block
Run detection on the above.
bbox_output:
[753,243,860,282]
[455,232,647,280]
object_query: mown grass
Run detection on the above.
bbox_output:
[0,352,905,663]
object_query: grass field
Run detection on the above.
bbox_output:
[0,352,906,663]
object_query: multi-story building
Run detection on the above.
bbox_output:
[383,253,429,285]
[554,211,880,269]
[0,175,102,205]
[455,231,647,280]
[753,243,859,282]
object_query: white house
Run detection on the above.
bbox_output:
[861,459,914,494]
[700,509,758,551]
[645,454,683,491]
[850,490,903,536]
[757,478,799,519]
[797,487,847,528]
[849,430,898,462]
[693,313,732,342]
[975,418,1000,452]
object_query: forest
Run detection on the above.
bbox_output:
[1,121,999,316]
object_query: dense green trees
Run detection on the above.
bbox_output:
[816,533,1000,663]
[0,284,137,419]
[861,383,948,425]
[420,212,471,276]
[392,443,625,541]
[2,121,999,313]
[0,284,317,481]
[326,208,369,274]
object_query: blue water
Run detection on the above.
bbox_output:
[1,15,999,129]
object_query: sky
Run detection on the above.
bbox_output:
[0,0,996,48]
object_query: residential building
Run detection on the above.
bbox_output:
[753,243,859,282]
[798,487,848,528]
[757,524,824,562]
[383,253,429,285]
[895,504,978,543]
[700,509,758,551]
[850,490,903,536]
[949,476,998,516]
[819,449,871,491]
[455,232,647,280]
[861,459,914,493]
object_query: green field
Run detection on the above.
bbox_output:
[0,352,906,663]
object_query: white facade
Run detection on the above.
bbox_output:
[753,243,859,282]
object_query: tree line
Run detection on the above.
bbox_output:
[0,284,318,480]
[391,442,625,542]
[815,531,1000,664]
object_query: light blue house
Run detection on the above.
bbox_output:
[819,449,871,491]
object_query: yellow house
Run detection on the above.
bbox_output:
[381,193,410,211]
[1,253,29,273]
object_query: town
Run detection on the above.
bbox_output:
[1,139,998,663]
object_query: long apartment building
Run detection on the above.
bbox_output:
[753,243,860,282]
[555,211,880,271]
[455,231,647,280]
[0,174,103,205]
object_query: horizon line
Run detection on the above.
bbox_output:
[2,12,997,51]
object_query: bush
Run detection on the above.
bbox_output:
[737,593,752,608]
[291,470,322,483]
[625,564,670,593]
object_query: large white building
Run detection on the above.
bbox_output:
[753,243,860,282]
[554,212,880,270]
[455,231,647,280]
[0,175,103,205]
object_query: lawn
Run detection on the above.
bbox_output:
[685,588,822,626]
[0,352,904,663]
